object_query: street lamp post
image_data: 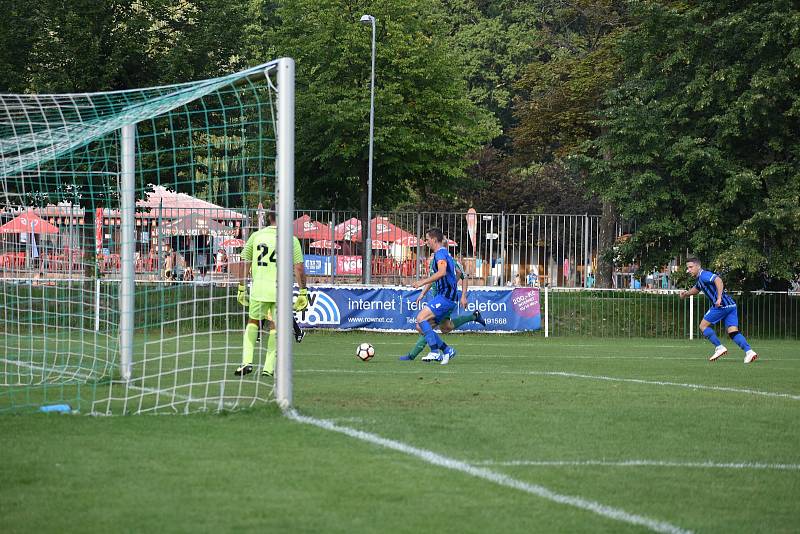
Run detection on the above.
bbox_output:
[360,14,376,284]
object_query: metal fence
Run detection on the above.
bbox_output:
[3,205,798,339]
[543,287,800,339]
[0,207,631,286]
[296,209,632,288]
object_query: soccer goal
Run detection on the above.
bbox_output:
[0,58,296,415]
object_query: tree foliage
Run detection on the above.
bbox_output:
[255,0,498,211]
[581,0,800,288]
[1,0,799,291]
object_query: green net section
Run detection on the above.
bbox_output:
[1,61,284,414]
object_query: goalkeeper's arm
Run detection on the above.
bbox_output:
[237,264,252,307]
[293,260,309,311]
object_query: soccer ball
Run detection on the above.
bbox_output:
[356,342,375,362]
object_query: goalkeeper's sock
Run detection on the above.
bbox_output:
[450,313,475,329]
[406,336,428,359]
[264,329,277,376]
[242,323,258,365]
[293,317,302,337]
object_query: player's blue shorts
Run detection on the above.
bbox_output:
[703,306,739,328]
[427,295,457,324]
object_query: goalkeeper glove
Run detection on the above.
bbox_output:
[237,284,249,307]
[293,288,309,312]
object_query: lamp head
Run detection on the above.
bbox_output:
[360,14,374,24]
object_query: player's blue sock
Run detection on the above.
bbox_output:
[702,327,721,347]
[418,320,442,351]
[730,332,751,352]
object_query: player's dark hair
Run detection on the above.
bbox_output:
[425,228,444,243]
[266,202,276,224]
[686,256,701,265]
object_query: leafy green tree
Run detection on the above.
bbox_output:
[0,0,36,92]
[442,0,544,139]
[8,0,252,93]
[254,0,498,212]
[582,0,800,289]
[511,0,629,286]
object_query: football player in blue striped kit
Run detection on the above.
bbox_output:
[409,228,460,365]
[680,257,758,363]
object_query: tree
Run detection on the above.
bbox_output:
[254,0,498,212]
[510,0,629,286]
[582,0,800,289]
[442,0,545,141]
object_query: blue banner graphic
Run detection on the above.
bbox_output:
[304,255,333,276]
[296,285,540,333]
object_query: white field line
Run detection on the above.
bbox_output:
[525,370,800,401]
[284,408,691,534]
[296,368,800,400]
[364,340,694,348]
[297,349,800,362]
[474,459,800,471]
[1,358,251,411]
[1,358,97,383]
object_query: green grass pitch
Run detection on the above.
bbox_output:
[1,332,799,533]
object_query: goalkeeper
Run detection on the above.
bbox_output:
[235,205,309,377]
[399,253,485,362]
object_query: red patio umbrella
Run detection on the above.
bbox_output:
[333,217,362,241]
[309,239,341,250]
[369,240,391,250]
[356,216,415,242]
[394,235,456,247]
[221,238,245,248]
[394,235,422,247]
[293,215,333,240]
[159,213,235,236]
[0,211,60,235]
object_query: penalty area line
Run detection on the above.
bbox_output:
[284,408,691,534]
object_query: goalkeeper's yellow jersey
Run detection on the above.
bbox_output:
[241,226,303,302]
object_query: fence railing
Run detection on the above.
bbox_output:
[3,281,798,340]
[542,287,800,339]
[2,208,639,288]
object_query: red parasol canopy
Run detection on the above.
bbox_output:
[333,217,362,241]
[293,215,333,240]
[0,211,59,235]
[394,235,422,247]
[334,217,415,243]
[309,239,341,250]
[159,213,235,236]
[357,217,415,242]
[369,240,391,250]
[394,235,456,247]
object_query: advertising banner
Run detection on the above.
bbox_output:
[295,285,540,333]
[304,254,333,276]
[95,208,103,255]
[336,255,362,275]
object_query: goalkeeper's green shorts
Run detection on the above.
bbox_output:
[249,299,276,322]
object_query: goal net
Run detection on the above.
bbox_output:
[0,58,296,415]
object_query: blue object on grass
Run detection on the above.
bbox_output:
[39,404,72,413]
